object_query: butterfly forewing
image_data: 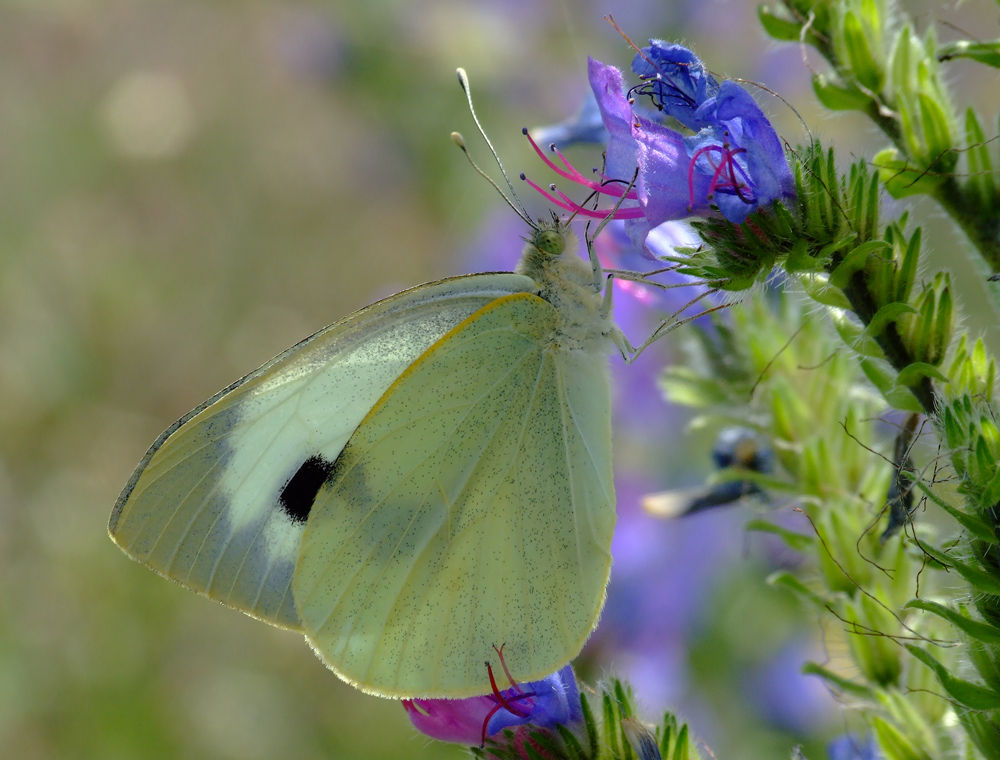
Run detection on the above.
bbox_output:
[293,292,615,697]
[110,274,536,630]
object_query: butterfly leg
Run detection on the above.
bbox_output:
[597,272,636,361]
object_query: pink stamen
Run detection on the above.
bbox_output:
[688,144,719,207]
[521,176,646,219]
[479,692,538,747]
[725,151,754,203]
[688,143,753,208]
[707,151,732,196]
[493,644,523,694]
[522,128,637,200]
[487,663,532,717]
[479,656,540,747]
[551,184,641,218]
[480,702,505,747]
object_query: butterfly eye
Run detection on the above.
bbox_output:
[533,227,566,256]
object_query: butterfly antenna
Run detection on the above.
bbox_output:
[455,68,533,225]
[451,132,532,226]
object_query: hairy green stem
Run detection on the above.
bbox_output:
[933,176,1000,275]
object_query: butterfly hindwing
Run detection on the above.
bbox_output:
[293,292,615,697]
[109,274,537,630]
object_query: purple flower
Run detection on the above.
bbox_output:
[521,42,794,257]
[684,81,796,224]
[530,92,609,151]
[485,663,581,737]
[629,41,720,131]
[828,734,882,760]
[402,656,582,751]
[402,693,494,745]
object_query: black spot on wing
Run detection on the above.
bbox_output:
[280,455,335,523]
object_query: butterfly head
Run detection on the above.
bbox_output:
[531,223,567,257]
[526,215,578,261]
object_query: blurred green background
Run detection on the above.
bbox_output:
[2,1,999,759]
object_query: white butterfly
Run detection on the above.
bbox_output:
[110,215,630,698]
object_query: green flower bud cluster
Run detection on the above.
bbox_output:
[761,0,1000,278]
[678,142,950,415]
[833,0,887,94]
[683,135,1000,754]
[869,689,939,760]
[759,0,892,119]
[895,271,953,369]
[659,289,960,757]
[874,25,957,198]
[663,5,1000,756]
[939,398,1000,517]
[962,107,1000,222]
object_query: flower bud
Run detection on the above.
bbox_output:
[839,9,884,92]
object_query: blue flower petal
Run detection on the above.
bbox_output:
[631,40,720,131]
[486,665,581,737]
[531,93,609,150]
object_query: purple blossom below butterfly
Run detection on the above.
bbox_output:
[402,653,582,751]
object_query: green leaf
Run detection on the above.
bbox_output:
[937,39,1000,68]
[896,361,950,386]
[905,599,1000,645]
[833,310,883,357]
[983,463,1000,510]
[556,725,587,760]
[745,518,814,551]
[767,570,828,609]
[526,730,563,759]
[916,92,954,160]
[907,644,1000,709]
[800,273,852,309]
[523,739,550,760]
[866,302,918,338]
[850,163,881,241]
[580,692,600,760]
[758,6,803,42]
[829,240,891,287]
[964,108,996,207]
[672,724,691,760]
[603,692,622,758]
[873,148,947,198]
[918,542,1000,596]
[872,715,932,760]
[889,25,916,102]
[800,661,875,698]
[858,357,924,412]
[913,481,998,544]
[842,10,883,91]
[894,226,921,303]
[960,711,1000,760]
[784,238,830,274]
[812,73,872,111]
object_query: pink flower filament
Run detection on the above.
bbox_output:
[480,645,538,746]
[521,128,645,220]
[687,141,753,209]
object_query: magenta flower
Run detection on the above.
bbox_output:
[402,654,582,751]
[522,42,794,257]
[402,693,494,745]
